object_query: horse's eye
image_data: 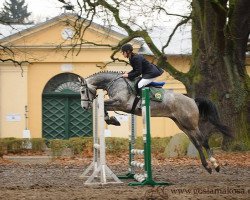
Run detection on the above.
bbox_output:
[81,90,85,94]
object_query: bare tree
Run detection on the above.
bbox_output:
[58,0,250,150]
[0,22,32,74]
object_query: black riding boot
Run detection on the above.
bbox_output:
[135,86,142,98]
[104,109,121,126]
[135,87,143,109]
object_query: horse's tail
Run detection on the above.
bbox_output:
[195,97,234,138]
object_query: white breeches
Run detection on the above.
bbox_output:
[138,78,156,88]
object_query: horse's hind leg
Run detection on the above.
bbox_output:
[188,131,212,174]
[170,118,212,173]
[199,123,220,172]
[203,140,220,172]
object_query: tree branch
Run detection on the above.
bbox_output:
[153,5,191,19]
[161,16,191,52]
[58,0,191,85]
[211,0,228,13]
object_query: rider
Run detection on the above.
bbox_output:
[121,43,164,97]
[106,44,164,126]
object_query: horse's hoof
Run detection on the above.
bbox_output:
[215,166,220,172]
[206,167,212,174]
[106,116,121,126]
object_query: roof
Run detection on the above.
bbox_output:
[140,25,192,55]
[0,13,191,55]
[0,24,33,40]
[0,13,134,44]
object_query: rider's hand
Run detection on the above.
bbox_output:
[122,73,128,78]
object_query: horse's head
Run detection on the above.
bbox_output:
[78,77,97,110]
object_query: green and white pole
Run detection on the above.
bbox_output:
[128,87,171,186]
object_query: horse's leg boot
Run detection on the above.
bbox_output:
[105,116,121,126]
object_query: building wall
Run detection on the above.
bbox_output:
[25,54,190,139]
[1,16,249,139]
[28,62,103,138]
[0,64,28,138]
[0,16,133,138]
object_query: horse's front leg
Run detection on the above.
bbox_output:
[103,98,121,126]
[104,98,121,110]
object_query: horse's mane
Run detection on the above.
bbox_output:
[86,70,124,79]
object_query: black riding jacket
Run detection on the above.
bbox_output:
[127,54,163,80]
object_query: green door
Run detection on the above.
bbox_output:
[42,94,92,139]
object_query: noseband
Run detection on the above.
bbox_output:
[80,83,97,103]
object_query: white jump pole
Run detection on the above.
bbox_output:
[80,89,122,185]
[79,94,99,179]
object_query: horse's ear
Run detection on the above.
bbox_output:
[78,76,86,84]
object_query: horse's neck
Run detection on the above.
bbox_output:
[86,73,118,89]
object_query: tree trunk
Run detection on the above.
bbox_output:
[190,0,250,150]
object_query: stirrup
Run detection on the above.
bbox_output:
[138,102,142,110]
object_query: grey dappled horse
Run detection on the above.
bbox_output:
[78,71,232,174]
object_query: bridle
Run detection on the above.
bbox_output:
[79,74,133,108]
[80,82,97,106]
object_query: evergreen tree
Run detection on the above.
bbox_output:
[0,0,32,24]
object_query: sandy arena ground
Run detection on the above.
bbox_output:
[0,152,249,200]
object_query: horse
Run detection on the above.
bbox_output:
[78,71,233,174]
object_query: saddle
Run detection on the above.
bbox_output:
[147,81,165,88]
[132,78,165,100]
[130,80,166,114]
[145,82,165,102]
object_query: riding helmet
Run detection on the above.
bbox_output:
[121,44,133,52]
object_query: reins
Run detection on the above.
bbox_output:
[80,83,98,103]
[105,74,122,92]
[80,72,135,115]
[105,74,133,95]
[105,74,134,116]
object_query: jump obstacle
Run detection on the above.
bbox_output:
[81,88,171,186]
[80,89,122,185]
[119,87,171,186]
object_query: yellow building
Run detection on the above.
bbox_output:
[2,13,239,139]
